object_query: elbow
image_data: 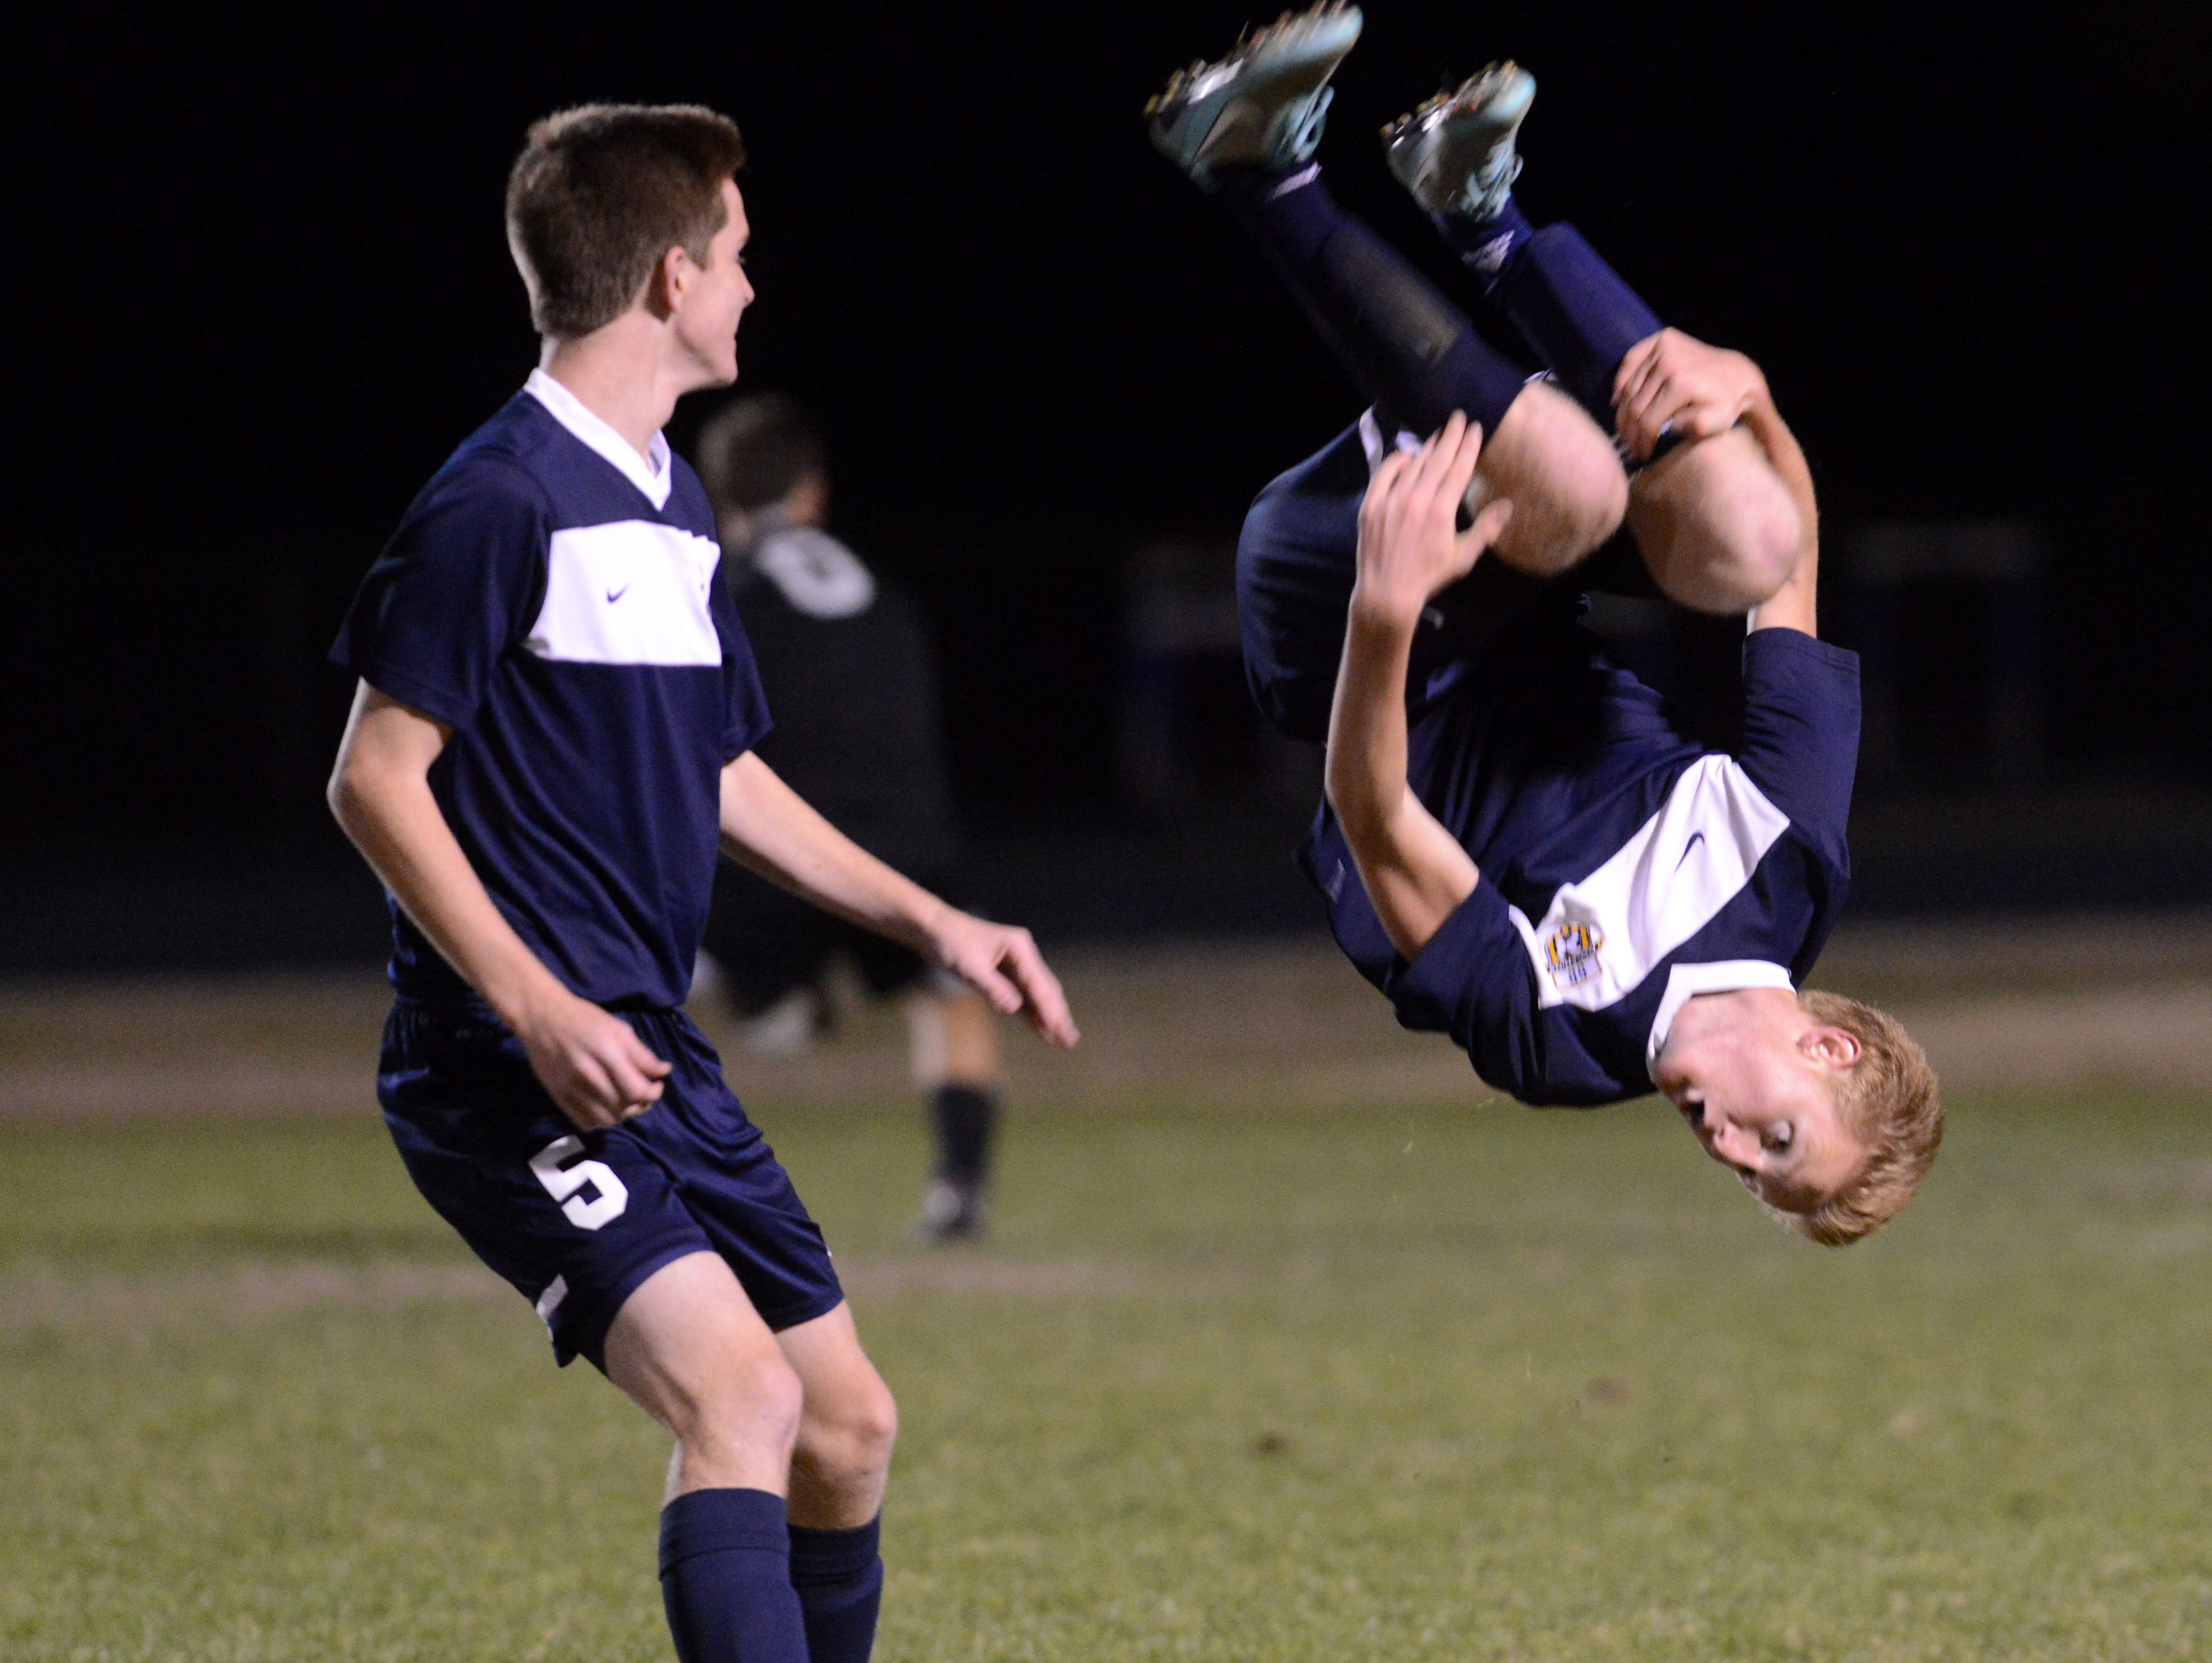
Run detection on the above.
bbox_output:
[1322,767,1391,854]
[326,753,376,845]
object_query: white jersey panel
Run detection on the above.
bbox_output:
[1506,753,1794,1011]
[527,521,723,667]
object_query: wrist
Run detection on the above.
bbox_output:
[489,964,580,1039]
[1347,583,1425,637]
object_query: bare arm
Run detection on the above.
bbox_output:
[719,752,1078,1047]
[327,683,673,1128]
[1739,389,1819,637]
[1325,414,1513,961]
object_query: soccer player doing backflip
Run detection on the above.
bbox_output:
[1148,6,1940,1243]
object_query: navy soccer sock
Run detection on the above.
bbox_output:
[789,1516,884,1663]
[1439,201,1663,434]
[930,1083,997,1185]
[1213,163,1527,439]
[658,1488,809,1663]
[1432,195,1534,281]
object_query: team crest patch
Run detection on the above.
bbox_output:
[1543,920,1605,988]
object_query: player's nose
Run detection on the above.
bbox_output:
[1705,1118,1759,1173]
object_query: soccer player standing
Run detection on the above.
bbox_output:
[327,104,1077,1663]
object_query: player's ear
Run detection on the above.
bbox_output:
[1799,1025,1861,1069]
[644,243,688,322]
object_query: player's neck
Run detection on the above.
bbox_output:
[537,323,688,464]
[1666,985,1800,1053]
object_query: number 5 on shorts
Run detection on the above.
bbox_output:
[529,1135,630,1230]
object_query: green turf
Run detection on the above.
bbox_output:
[6,1090,2212,1660]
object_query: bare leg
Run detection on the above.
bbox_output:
[777,1303,899,1529]
[604,1251,806,1502]
[1472,379,1628,578]
[905,985,999,1090]
[1626,426,1802,613]
[906,986,1001,1237]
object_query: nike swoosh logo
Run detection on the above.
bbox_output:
[605,584,630,603]
[1675,831,1706,871]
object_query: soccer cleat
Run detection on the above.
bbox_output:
[916,1178,989,1244]
[1382,61,1536,221]
[1145,3,1363,187]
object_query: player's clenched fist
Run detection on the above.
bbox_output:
[1351,411,1514,629]
[514,991,674,1129]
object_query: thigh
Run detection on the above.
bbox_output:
[626,1011,848,1335]
[1236,424,1368,744]
[378,1003,719,1371]
[602,1250,791,1429]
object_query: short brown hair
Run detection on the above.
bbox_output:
[1791,990,1942,1247]
[695,393,828,512]
[506,103,747,339]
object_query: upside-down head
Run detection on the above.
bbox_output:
[1652,986,1941,1246]
[1786,991,1942,1245]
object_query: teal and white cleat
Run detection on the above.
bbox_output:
[1383,61,1536,220]
[1146,3,1363,187]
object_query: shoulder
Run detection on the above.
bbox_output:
[411,399,559,524]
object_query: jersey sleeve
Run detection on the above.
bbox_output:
[1383,881,1546,1094]
[1734,628,1861,865]
[329,456,548,730]
[710,561,774,762]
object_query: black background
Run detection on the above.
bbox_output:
[12,1,2209,862]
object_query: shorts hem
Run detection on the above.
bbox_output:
[560,1241,718,1372]
[759,1286,847,1335]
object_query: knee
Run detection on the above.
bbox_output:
[798,1375,899,1485]
[1634,431,1803,612]
[1483,383,1628,577]
[671,1353,807,1461]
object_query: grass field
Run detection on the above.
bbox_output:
[6,1058,2212,1660]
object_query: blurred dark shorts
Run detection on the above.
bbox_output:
[1236,417,1657,744]
[701,861,961,1014]
[378,1000,843,1369]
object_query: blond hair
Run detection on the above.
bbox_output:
[506,103,747,339]
[1790,990,1941,1247]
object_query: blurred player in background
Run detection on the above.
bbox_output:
[327,103,1075,1663]
[691,394,1003,1241]
[1147,7,1939,1243]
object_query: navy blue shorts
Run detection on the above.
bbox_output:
[1236,418,1655,744]
[378,1000,843,1369]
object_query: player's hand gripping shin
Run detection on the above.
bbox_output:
[1611,328,1768,464]
[1326,415,1510,961]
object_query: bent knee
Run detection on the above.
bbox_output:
[671,1354,807,1457]
[1632,430,1802,611]
[797,1377,899,1482]
[1484,383,1628,576]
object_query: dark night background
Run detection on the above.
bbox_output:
[8,2,2210,964]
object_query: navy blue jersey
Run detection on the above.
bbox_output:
[332,372,772,1011]
[1304,620,1858,1106]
